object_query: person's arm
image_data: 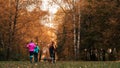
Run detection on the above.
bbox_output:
[38,46,40,50]
[37,46,40,52]
[54,47,56,52]
[34,43,36,48]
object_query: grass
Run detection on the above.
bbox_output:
[0,61,120,68]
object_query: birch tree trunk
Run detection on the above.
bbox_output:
[72,0,77,60]
[73,14,77,60]
[77,5,80,60]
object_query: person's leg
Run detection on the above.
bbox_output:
[30,56,33,63]
[35,53,38,62]
[49,53,52,63]
[53,53,55,63]
[51,53,55,63]
[35,53,39,62]
[30,51,34,63]
[34,53,37,63]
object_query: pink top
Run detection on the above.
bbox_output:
[27,42,36,51]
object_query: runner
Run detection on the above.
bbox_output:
[26,40,36,63]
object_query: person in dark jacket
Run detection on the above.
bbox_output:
[49,41,55,63]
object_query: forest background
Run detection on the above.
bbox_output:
[0,0,120,61]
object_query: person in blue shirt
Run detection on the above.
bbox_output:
[34,43,40,63]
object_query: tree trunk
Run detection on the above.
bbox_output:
[73,13,77,60]
[77,5,80,60]
[72,0,78,60]
[6,0,19,60]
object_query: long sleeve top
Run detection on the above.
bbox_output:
[27,42,36,51]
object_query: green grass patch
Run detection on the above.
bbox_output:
[0,61,120,68]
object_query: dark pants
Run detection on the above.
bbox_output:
[29,51,34,63]
[34,52,38,62]
[50,53,55,63]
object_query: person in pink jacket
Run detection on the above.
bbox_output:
[26,40,36,63]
